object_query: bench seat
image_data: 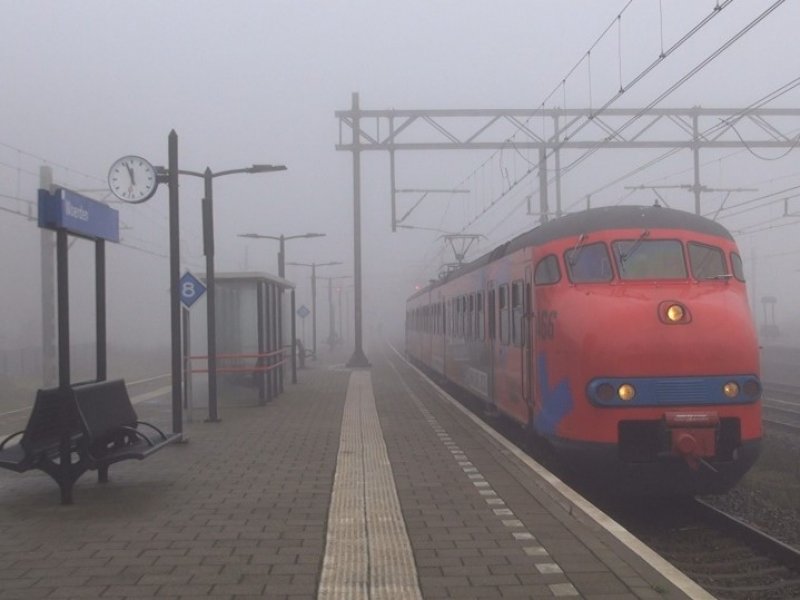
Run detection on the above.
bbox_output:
[0,380,179,504]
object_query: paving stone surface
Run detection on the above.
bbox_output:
[0,347,695,599]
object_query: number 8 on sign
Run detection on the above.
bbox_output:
[179,272,206,308]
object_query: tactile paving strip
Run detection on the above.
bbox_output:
[318,370,423,600]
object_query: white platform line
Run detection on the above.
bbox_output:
[388,343,714,600]
[318,370,422,600]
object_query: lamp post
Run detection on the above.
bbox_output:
[318,275,351,349]
[237,232,325,278]
[171,163,286,423]
[286,261,342,358]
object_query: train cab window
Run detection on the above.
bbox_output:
[534,255,561,285]
[688,242,727,280]
[612,239,687,280]
[731,253,745,282]
[565,242,613,283]
[499,284,510,345]
[511,280,523,347]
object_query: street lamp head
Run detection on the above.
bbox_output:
[238,232,325,242]
[249,164,287,174]
[286,260,342,268]
[238,233,276,240]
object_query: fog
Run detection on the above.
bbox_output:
[2,1,800,385]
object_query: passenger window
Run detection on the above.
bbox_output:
[689,242,726,280]
[534,255,561,285]
[731,252,745,282]
[612,239,686,280]
[499,284,510,345]
[466,294,475,340]
[476,292,484,340]
[511,280,523,347]
[565,242,613,283]
[488,289,496,340]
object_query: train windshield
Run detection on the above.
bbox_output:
[688,242,728,279]
[565,242,613,282]
[612,239,687,280]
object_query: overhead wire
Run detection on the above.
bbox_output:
[450,0,737,242]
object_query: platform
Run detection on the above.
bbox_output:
[0,345,708,599]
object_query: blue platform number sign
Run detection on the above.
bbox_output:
[179,272,206,308]
[297,305,310,319]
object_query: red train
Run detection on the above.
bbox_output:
[406,205,761,495]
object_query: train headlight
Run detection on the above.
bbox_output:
[743,379,760,398]
[666,304,684,322]
[659,301,691,324]
[618,384,636,401]
[723,381,739,398]
[596,383,615,402]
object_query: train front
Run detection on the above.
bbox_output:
[533,210,761,495]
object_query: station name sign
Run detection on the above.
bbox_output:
[38,188,119,242]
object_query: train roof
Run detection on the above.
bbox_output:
[409,205,734,300]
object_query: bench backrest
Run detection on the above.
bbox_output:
[20,387,81,455]
[72,379,137,442]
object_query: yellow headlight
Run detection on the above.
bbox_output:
[618,384,636,401]
[666,304,684,322]
[723,382,739,398]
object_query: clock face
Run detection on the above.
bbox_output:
[108,156,158,203]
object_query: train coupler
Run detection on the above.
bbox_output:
[663,411,720,471]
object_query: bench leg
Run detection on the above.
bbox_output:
[98,464,109,484]
[58,480,74,505]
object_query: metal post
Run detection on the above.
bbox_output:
[553,113,562,218]
[327,277,335,348]
[291,289,297,383]
[692,110,701,215]
[182,307,192,413]
[56,229,69,389]
[338,286,343,344]
[278,235,285,278]
[39,167,57,387]
[168,130,183,435]
[257,281,266,404]
[347,92,370,367]
[389,116,396,231]
[538,147,549,224]
[203,168,220,422]
[95,240,106,381]
[311,263,317,358]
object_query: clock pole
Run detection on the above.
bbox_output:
[168,130,183,436]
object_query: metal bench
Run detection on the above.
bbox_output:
[0,386,86,503]
[74,379,180,485]
[0,380,179,504]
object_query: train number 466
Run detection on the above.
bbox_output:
[534,310,558,340]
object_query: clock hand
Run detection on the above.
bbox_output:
[125,162,136,186]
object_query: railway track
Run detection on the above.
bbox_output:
[762,383,800,432]
[604,497,800,600]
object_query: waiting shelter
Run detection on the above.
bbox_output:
[186,272,296,407]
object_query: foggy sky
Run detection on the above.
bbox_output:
[2,0,800,361]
